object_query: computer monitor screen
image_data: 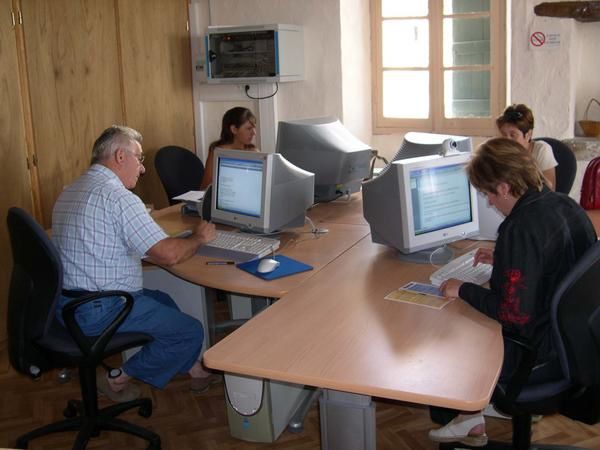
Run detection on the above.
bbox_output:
[391,131,472,162]
[362,152,479,263]
[275,117,372,202]
[211,149,315,233]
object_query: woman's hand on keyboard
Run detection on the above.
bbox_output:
[474,247,494,266]
[440,278,463,299]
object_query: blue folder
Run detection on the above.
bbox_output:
[236,255,313,281]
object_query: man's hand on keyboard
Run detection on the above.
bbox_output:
[440,278,463,298]
[474,247,494,266]
[192,220,217,245]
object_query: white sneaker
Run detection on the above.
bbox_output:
[483,403,511,419]
[428,413,488,447]
[483,403,543,422]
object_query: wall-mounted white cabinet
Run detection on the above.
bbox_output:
[205,24,304,84]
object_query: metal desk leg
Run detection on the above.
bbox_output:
[205,288,250,343]
[287,387,321,433]
[204,287,218,346]
[319,390,376,450]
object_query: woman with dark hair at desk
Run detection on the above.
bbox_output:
[496,103,557,190]
[200,106,258,189]
[428,138,596,446]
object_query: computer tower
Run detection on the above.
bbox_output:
[225,374,312,442]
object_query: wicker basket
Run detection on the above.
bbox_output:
[579,98,600,138]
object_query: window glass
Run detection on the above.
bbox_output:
[444,70,490,118]
[443,17,490,67]
[443,0,490,14]
[382,0,428,18]
[383,71,429,119]
[383,20,429,68]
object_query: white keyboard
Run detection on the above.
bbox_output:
[198,230,280,262]
[429,249,492,287]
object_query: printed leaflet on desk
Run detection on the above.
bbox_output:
[385,281,454,309]
[173,190,206,216]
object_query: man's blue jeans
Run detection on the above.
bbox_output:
[58,289,204,389]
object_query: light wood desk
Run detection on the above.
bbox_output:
[150,197,503,449]
[150,198,370,298]
[200,219,502,448]
[587,209,600,234]
[203,237,503,408]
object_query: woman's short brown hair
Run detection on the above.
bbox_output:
[466,137,544,197]
[496,103,534,136]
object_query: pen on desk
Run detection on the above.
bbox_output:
[206,260,235,265]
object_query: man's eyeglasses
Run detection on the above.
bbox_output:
[131,153,145,163]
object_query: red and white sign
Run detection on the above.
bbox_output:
[529,30,561,50]
[530,31,546,47]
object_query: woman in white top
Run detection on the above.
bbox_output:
[496,104,558,190]
[200,106,258,189]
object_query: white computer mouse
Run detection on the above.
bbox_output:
[257,258,280,274]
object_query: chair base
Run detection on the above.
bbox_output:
[16,397,160,450]
[440,441,587,450]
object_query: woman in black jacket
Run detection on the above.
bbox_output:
[429,137,597,446]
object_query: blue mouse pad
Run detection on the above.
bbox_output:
[236,255,313,281]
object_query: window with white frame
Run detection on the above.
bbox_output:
[371,0,506,136]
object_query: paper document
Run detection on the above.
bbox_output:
[385,281,454,309]
[172,190,206,202]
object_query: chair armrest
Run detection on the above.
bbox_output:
[500,330,538,403]
[61,290,134,361]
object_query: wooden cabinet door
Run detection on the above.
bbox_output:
[118,0,195,209]
[20,0,123,227]
[0,0,35,357]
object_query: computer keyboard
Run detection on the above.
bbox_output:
[197,230,280,262]
[429,249,492,287]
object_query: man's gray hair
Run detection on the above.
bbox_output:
[91,125,143,165]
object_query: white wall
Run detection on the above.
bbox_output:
[206,0,345,122]
[510,0,577,139]
[189,0,600,163]
[575,22,600,135]
[190,0,347,160]
[340,0,372,144]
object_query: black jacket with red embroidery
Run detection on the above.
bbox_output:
[459,187,597,364]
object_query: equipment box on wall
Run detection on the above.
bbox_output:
[205,24,303,83]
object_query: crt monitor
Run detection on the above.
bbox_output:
[391,131,473,162]
[275,117,372,202]
[211,149,314,234]
[362,152,479,264]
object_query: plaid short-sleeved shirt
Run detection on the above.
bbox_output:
[52,164,168,291]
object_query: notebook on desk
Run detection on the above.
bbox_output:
[237,255,313,281]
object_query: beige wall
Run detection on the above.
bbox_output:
[190,0,600,163]
[510,0,577,139]
[194,0,344,131]
[340,0,372,144]
[575,22,600,133]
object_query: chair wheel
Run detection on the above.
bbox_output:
[138,403,153,418]
[147,437,161,450]
[63,400,80,418]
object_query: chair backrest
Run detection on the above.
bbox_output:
[202,184,212,221]
[6,207,63,375]
[155,146,204,205]
[552,240,600,387]
[535,137,577,194]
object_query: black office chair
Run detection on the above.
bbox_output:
[535,137,577,195]
[155,145,204,205]
[6,207,160,450]
[202,184,212,220]
[441,240,600,450]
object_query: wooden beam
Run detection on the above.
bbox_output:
[535,1,600,22]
